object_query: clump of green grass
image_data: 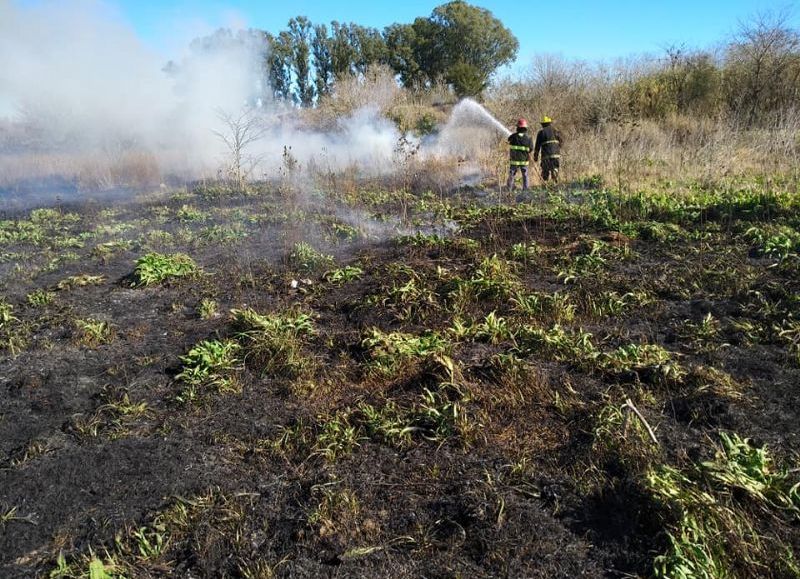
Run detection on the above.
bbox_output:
[744,224,800,262]
[288,242,335,272]
[323,265,364,284]
[509,241,540,263]
[175,339,241,403]
[361,328,447,375]
[74,318,114,348]
[314,413,362,461]
[307,484,361,538]
[231,308,315,378]
[601,343,685,383]
[26,289,56,308]
[197,298,218,320]
[0,299,27,355]
[133,252,198,286]
[648,433,800,578]
[176,204,207,222]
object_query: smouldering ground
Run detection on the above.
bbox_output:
[0,182,799,578]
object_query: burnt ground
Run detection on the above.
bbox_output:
[0,184,798,578]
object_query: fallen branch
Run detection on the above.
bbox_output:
[624,398,659,445]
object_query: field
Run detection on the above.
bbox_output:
[0,178,799,578]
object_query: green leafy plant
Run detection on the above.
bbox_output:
[133,253,198,286]
[361,329,447,375]
[74,318,114,348]
[198,298,218,320]
[323,265,364,284]
[648,433,800,578]
[175,339,241,402]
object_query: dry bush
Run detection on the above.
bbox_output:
[310,65,404,128]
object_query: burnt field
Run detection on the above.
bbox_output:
[0,182,798,578]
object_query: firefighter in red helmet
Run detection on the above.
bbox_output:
[506,118,533,191]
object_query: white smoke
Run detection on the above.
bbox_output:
[0,0,411,189]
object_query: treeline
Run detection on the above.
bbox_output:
[185,6,800,128]
[184,1,517,105]
[495,14,800,130]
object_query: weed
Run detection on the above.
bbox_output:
[679,313,724,353]
[314,413,361,461]
[323,265,364,284]
[601,343,685,383]
[361,328,447,375]
[198,298,218,320]
[509,241,540,263]
[308,484,361,537]
[358,401,417,448]
[176,339,242,402]
[92,240,134,262]
[557,240,608,284]
[56,274,106,290]
[133,252,198,286]
[648,433,800,578]
[288,242,334,272]
[176,204,207,222]
[0,299,27,355]
[472,311,515,344]
[74,318,113,348]
[232,308,315,378]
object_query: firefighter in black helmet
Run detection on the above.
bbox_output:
[533,116,562,183]
[506,118,533,191]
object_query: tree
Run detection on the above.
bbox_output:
[312,24,333,97]
[287,17,314,106]
[383,23,424,88]
[383,2,518,97]
[426,1,518,96]
[724,12,800,123]
[266,31,292,100]
[330,21,358,79]
[213,107,266,191]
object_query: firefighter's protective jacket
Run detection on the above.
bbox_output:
[508,131,533,166]
[534,125,562,162]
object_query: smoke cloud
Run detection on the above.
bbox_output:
[0,0,414,191]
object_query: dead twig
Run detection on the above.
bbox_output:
[624,398,659,445]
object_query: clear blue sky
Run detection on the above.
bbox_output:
[108,1,800,68]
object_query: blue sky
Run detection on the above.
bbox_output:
[106,1,800,69]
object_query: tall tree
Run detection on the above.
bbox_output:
[330,21,357,79]
[426,1,518,97]
[312,24,333,97]
[287,16,314,106]
[265,31,292,100]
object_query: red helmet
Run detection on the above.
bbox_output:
[516,118,528,129]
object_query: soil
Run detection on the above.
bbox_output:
[0,185,798,578]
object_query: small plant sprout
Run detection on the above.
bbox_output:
[323,265,364,284]
[74,318,114,348]
[198,298,218,320]
[27,289,56,306]
[289,242,335,272]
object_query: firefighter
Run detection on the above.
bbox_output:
[533,116,562,183]
[506,118,533,191]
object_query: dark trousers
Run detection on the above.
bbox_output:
[507,165,528,190]
[541,158,560,182]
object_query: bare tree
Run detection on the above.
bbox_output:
[212,107,267,191]
[726,11,800,124]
